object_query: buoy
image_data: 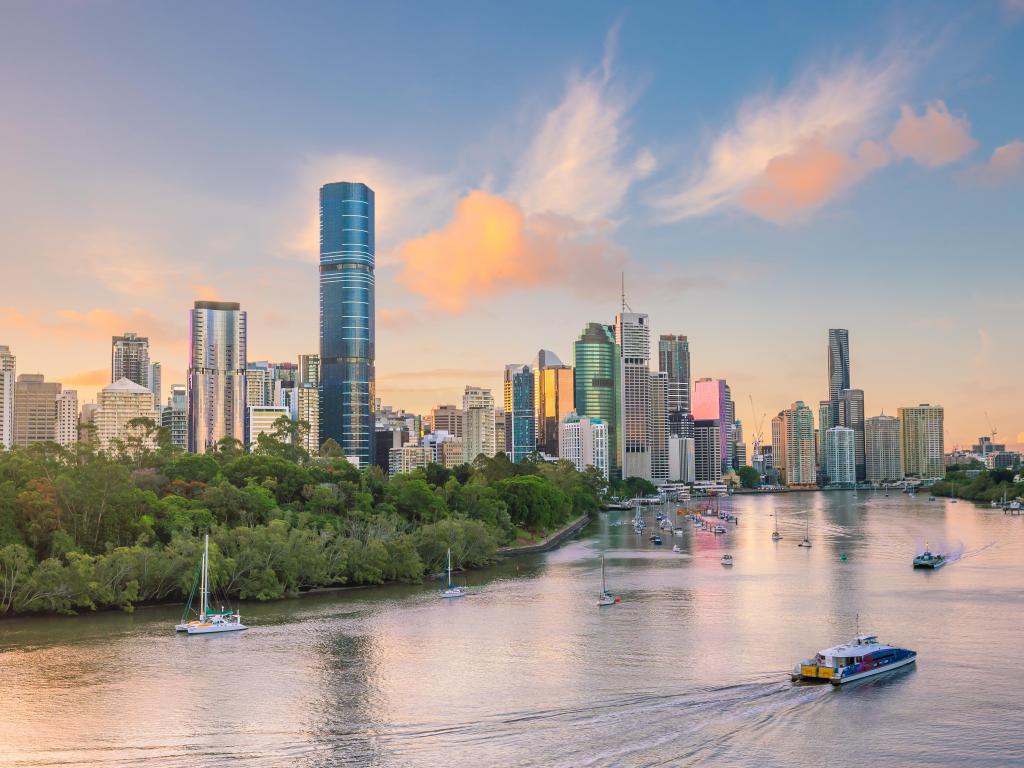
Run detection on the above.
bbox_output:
[841,553,847,561]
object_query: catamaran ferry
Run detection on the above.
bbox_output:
[791,634,916,685]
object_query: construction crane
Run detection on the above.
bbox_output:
[748,395,767,457]
[984,412,998,457]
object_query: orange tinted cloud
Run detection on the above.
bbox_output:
[1,306,176,343]
[740,140,889,223]
[962,140,1024,185]
[60,368,111,387]
[396,191,625,313]
[378,307,415,329]
[889,101,978,168]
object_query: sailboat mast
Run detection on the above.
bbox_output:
[602,556,606,592]
[447,548,452,588]
[201,533,209,620]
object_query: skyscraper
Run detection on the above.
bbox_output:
[162,384,188,450]
[0,345,14,449]
[187,300,247,453]
[533,350,574,456]
[55,389,78,447]
[898,404,945,479]
[296,383,320,455]
[298,353,320,388]
[781,401,816,487]
[148,362,162,411]
[13,374,60,446]
[111,332,150,388]
[824,426,856,486]
[574,322,620,479]
[650,371,669,483]
[693,419,722,483]
[658,334,691,427]
[837,388,866,481]
[503,364,535,463]
[558,413,609,479]
[95,379,160,452]
[462,386,496,463]
[866,414,903,483]
[827,329,850,401]
[320,181,375,467]
[430,404,463,437]
[692,378,736,473]
[817,400,835,467]
[616,311,651,481]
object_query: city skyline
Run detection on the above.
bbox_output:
[2,3,1022,448]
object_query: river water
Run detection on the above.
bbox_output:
[2,491,1023,767]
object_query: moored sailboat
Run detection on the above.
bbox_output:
[176,534,247,635]
[598,555,620,606]
[441,548,466,598]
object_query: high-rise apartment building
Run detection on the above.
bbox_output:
[111,332,150,388]
[658,334,691,428]
[320,181,375,467]
[298,353,320,388]
[462,386,496,463]
[824,426,856,486]
[246,363,271,408]
[898,404,945,479]
[771,413,785,478]
[296,383,320,455]
[574,322,620,479]
[55,389,78,447]
[650,371,669,483]
[247,405,291,447]
[162,385,188,450]
[837,388,866,481]
[430,404,463,438]
[188,300,247,453]
[616,312,652,481]
[693,419,722,483]
[669,436,695,483]
[94,378,160,452]
[866,414,903,483]
[503,364,535,463]
[534,350,574,456]
[817,400,835,467]
[148,362,162,410]
[782,401,816,487]
[494,409,506,457]
[388,444,429,476]
[559,413,609,479]
[0,345,14,449]
[13,374,60,446]
[827,329,850,401]
[692,378,736,473]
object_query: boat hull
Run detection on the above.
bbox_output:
[913,558,946,569]
[441,589,466,598]
[831,654,916,685]
[186,622,247,635]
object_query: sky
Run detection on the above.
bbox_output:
[1,0,1022,450]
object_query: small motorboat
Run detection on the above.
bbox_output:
[672,544,682,553]
[652,535,663,545]
[792,634,916,685]
[673,527,684,535]
[713,524,727,535]
[721,554,733,567]
[913,544,947,569]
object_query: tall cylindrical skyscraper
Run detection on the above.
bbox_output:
[187,301,247,453]
[319,181,375,464]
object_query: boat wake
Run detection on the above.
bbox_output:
[951,541,998,562]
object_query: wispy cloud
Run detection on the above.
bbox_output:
[1,306,178,343]
[652,54,908,223]
[888,101,977,168]
[961,140,1024,185]
[507,26,654,224]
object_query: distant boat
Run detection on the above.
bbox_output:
[176,534,247,635]
[672,544,682,553]
[772,513,782,542]
[792,633,916,685]
[721,554,734,567]
[441,548,466,598]
[913,543,947,569]
[598,555,619,606]
[798,514,812,548]
[652,534,663,545]
[713,524,727,535]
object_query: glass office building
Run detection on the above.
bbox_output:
[573,322,621,479]
[319,181,375,464]
[187,301,246,453]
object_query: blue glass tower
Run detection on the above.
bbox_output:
[319,181,375,464]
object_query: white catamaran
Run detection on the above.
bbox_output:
[441,548,466,598]
[175,534,247,635]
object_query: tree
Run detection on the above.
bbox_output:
[319,438,343,458]
[738,466,760,489]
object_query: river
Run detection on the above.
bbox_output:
[2,491,1023,767]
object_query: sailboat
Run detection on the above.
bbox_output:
[798,514,812,547]
[176,534,247,634]
[772,513,782,541]
[441,548,466,598]
[598,555,620,606]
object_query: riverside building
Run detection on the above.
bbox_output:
[898,404,945,479]
[574,322,620,479]
[866,414,903,483]
[187,300,247,452]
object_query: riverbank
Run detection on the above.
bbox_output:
[497,515,591,556]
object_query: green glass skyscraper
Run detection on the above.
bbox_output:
[573,322,621,479]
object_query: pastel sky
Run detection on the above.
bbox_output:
[2,1,1023,449]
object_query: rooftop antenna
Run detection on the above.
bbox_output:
[620,272,632,312]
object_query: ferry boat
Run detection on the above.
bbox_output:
[912,544,947,569]
[791,634,916,685]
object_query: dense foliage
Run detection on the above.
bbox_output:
[0,428,603,616]
[930,467,1022,502]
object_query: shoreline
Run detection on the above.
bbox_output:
[497,514,591,556]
